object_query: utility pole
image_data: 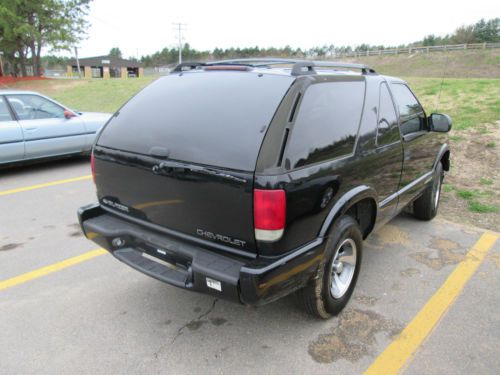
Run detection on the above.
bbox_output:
[0,51,4,77]
[74,46,82,78]
[172,23,187,64]
[0,36,4,76]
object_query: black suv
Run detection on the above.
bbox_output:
[78,59,451,318]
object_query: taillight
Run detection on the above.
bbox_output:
[254,189,286,242]
[90,151,96,183]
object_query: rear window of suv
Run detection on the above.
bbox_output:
[97,72,294,171]
[286,79,365,168]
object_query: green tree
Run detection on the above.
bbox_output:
[109,47,122,58]
[422,34,437,46]
[41,54,69,68]
[473,18,499,42]
[355,44,370,52]
[0,0,91,76]
[450,25,477,44]
[0,2,29,76]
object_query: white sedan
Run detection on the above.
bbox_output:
[0,90,112,166]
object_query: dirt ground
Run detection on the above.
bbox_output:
[439,122,499,231]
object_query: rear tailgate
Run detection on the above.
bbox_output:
[93,71,294,254]
[94,147,256,252]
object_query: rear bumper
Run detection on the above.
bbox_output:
[78,203,325,306]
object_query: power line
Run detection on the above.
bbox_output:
[172,23,187,64]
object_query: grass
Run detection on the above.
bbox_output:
[449,135,465,142]
[443,184,454,193]
[480,177,493,186]
[468,201,499,213]
[456,189,483,200]
[9,76,157,113]
[486,141,496,148]
[456,188,492,200]
[405,77,500,130]
[455,188,497,214]
[53,78,157,113]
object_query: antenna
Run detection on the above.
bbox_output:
[172,23,187,64]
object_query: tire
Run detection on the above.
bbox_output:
[413,162,444,221]
[300,215,363,319]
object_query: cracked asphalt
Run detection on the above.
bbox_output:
[1,158,499,374]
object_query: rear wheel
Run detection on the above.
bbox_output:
[413,162,444,220]
[300,215,363,319]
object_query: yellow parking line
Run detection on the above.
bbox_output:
[0,175,92,196]
[0,248,106,291]
[364,231,498,375]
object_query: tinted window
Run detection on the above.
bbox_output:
[0,97,13,122]
[377,83,400,146]
[97,72,294,171]
[7,94,65,120]
[390,83,427,135]
[286,80,365,168]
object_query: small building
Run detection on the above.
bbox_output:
[67,55,143,79]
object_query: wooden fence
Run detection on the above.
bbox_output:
[332,42,500,58]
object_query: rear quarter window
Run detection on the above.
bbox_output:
[390,83,427,136]
[376,82,400,146]
[286,80,365,168]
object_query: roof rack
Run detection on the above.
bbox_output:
[171,58,376,76]
[291,61,376,76]
[208,58,376,75]
[171,62,206,72]
[207,58,301,67]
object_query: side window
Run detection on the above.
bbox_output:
[286,80,365,168]
[7,94,65,120]
[377,83,400,146]
[0,97,14,122]
[390,83,427,136]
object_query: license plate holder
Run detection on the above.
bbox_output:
[138,241,191,271]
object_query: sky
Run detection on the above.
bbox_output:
[71,0,499,59]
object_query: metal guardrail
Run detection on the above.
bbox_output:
[332,42,500,58]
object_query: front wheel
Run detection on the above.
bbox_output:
[413,162,444,220]
[300,215,363,319]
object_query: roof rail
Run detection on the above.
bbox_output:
[207,58,301,67]
[172,59,377,76]
[291,61,376,76]
[171,62,206,72]
[210,58,376,75]
[291,61,316,76]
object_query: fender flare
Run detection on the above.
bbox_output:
[433,144,450,171]
[319,185,378,238]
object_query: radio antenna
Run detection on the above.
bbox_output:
[435,52,449,112]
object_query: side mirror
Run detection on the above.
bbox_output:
[430,113,452,132]
[64,109,76,119]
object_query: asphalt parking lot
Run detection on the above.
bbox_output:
[1,158,499,374]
